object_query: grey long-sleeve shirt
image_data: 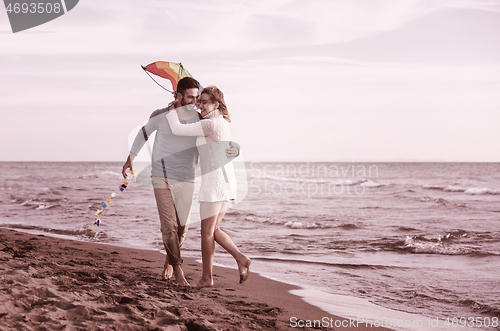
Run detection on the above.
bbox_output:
[130,106,201,182]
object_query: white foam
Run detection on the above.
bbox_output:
[284,221,321,229]
[443,186,466,192]
[360,179,385,188]
[403,236,473,255]
[423,184,500,195]
[35,204,52,210]
[464,187,500,195]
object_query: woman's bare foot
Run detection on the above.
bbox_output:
[194,277,214,289]
[238,256,251,284]
[172,265,190,286]
[162,263,173,280]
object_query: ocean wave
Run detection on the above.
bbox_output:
[35,204,56,210]
[78,174,100,180]
[284,221,323,229]
[0,224,106,240]
[100,170,122,178]
[244,214,281,225]
[402,238,474,255]
[37,188,62,196]
[360,180,386,188]
[371,230,500,256]
[76,170,121,180]
[397,226,419,232]
[225,210,246,217]
[251,174,385,188]
[460,299,500,316]
[464,187,500,195]
[400,230,477,255]
[243,214,333,229]
[75,169,120,179]
[423,184,500,195]
[252,256,390,270]
[423,185,461,192]
[366,230,500,257]
[419,196,450,204]
[19,199,59,210]
[336,223,361,230]
[10,194,62,210]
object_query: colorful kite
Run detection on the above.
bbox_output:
[141,61,195,93]
[87,169,135,232]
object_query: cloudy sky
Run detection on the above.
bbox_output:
[1,0,499,162]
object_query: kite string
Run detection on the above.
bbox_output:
[87,169,136,232]
[142,67,174,94]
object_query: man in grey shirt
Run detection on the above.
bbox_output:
[122,77,238,285]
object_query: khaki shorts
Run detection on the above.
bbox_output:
[151,177,195,227]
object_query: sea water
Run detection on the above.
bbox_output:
[1,162,499,330]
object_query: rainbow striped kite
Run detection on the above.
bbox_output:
[141,61,194,93]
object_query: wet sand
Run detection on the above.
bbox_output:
[0,228,392,330]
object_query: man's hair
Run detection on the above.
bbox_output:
[176,77,199,96]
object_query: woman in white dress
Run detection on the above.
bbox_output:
[166,86,251,288]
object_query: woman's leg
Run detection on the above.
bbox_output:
[212,202,251,283]
[196,201,224,288]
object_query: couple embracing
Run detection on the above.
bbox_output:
[122,77,250,288]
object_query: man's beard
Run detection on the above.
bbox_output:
[181,99,197,111]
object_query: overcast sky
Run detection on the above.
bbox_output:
[1,0,499,162]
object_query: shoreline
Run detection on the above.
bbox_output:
[0,228,394,330]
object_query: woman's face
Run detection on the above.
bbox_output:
[198,93,218,118]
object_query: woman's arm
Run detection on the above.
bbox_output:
[166,109,207,137]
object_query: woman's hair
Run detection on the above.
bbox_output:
[201,86,230,123]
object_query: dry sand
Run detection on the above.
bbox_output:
[0,228,392,330]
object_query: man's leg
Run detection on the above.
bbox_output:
[168,178,195,248]
[167,179,195,281]
[152,177,189,285]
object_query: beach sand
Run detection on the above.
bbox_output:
[0,228,392,330]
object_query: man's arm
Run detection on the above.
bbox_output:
[122,109,163,178]
[122,153,136,178]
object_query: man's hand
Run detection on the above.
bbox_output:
[225,141,240,159]
[122,155,134,178]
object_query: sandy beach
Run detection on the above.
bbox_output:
[0,228,396,330]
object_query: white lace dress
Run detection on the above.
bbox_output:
[166,109,237,202]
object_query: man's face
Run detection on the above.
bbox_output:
[180,88,199,106]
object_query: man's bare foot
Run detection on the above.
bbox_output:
[162,263,173,280]
[172,265,190,286]
[238,256,251,284]
[194,277,214,289]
